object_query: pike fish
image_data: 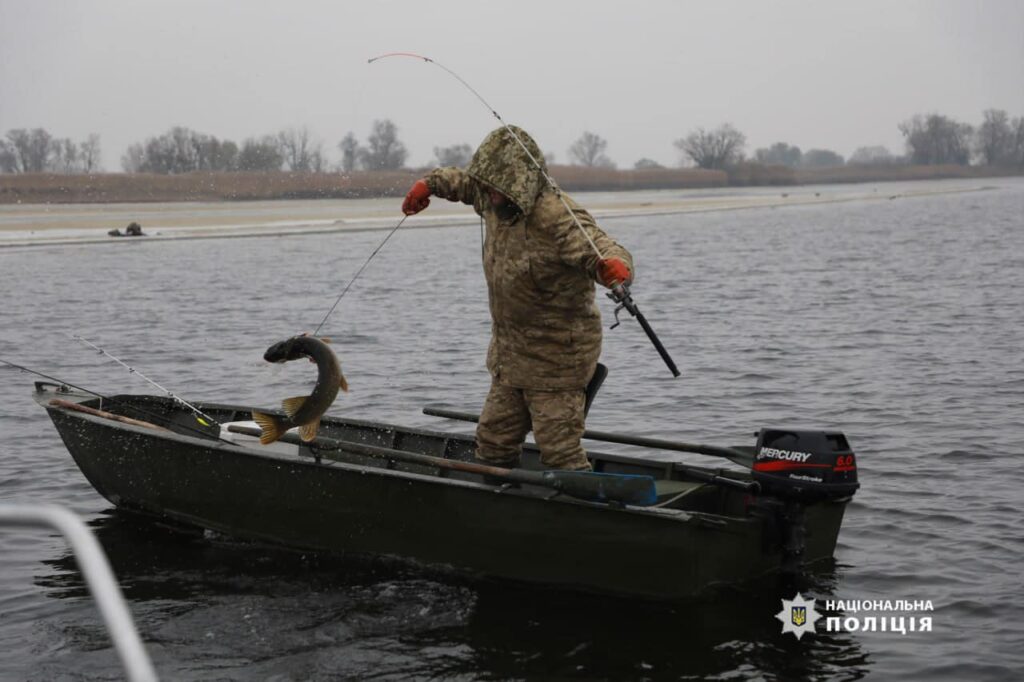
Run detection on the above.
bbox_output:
[252,335,348,445]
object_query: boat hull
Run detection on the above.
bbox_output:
[39,385,848,600]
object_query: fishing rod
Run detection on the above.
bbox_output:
[71,335,219,428]
[0,358,239,446]
[313,214,408,336]
[367,52,680,377]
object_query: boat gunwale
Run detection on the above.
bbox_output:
[37,387,753,520]
[35,386,768,524]
[35,385,755,480]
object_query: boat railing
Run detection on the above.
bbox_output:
[0,504,158,682]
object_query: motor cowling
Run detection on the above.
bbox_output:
[751,428,859,502]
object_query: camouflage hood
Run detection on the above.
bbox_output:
[466,125,547,216]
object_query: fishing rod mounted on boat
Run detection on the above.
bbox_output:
[1,358,238,446]
[368,52,681,378]
[71,335,219,428]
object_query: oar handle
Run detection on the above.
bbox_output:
[422,406,751,465]
[675,464,760,494]
[225,424,656,506]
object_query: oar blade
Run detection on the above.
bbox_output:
[544,471,658,507]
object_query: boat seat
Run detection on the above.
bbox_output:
[653,478,705,504]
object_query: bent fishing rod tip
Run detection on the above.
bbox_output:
[367,52,432,64]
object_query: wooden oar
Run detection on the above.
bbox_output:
[50,399,170,432]
[422,406,755,469]
[226,424,658,506]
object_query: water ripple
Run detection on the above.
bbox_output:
[1,180,1022,679]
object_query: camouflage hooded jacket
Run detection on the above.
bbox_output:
[425,126,633,390]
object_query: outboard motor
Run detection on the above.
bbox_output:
[752,428,858,502]
[748,428,858,574]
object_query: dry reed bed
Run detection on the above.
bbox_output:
[794,164,1022,184]
[0,164,1018,205]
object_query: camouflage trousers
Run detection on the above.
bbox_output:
[475,380,591,471]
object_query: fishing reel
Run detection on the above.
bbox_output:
[606,283,638,330]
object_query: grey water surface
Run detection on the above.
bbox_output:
[1,180,1022,680]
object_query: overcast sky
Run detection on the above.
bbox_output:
[1,0,1022,171]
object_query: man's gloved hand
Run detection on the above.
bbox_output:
[402,179,432,215]
[597,257,631,287]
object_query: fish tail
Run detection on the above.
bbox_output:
[252,410,287,445]
[299,418,322,443]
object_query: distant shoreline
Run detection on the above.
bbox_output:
[0,164,1019,205]
[0,179,1008,249]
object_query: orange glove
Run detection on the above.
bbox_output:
[402,179,431,215]
[597,257,631,287]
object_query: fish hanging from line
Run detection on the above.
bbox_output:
[252,334,348,444]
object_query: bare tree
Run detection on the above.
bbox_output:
[80,133,102,172]
[237,136,284,172]
[433,143,473,167]
[0,140,16,173]
[121,127,240,173]
[55,138,79,173]
[121,143,146,173]
[754,142,802,167]
[1013,116,1024,167]
[309,147,328,173]
[4,128,56,172]
[359,119,407,170]
[338,132,359,172]
[899,114,972,165]
[974,109,1014,166]
[800,149,845,168]
[189,136,238,171]
[633,158,664,169]
[138,127,202,174]
[568,131,614,167]
[674,124,746,169]
[277,127,325,172]
[141,127,194,173]
[849,145,898,165]
[1,128,103,173]
[212,139,239,171]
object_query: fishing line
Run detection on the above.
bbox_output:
[0,358,239,446]
[366,52,681,377]
[312,213,408,336]
[308,57,416,336]
[71,334,220,428]
[367,52,605,259]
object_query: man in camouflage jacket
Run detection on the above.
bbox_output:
[402,125,633,471]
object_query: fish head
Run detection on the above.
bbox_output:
[263,335,309,363]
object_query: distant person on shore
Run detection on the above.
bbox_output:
[401,125,633,472]
[108,221,145,237]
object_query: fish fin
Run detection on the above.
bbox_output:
[281,395,307,418]
[252,410,286,445]
[299,418,321,443]
[339,373,349,392]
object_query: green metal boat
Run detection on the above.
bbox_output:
[35,381,858,601]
